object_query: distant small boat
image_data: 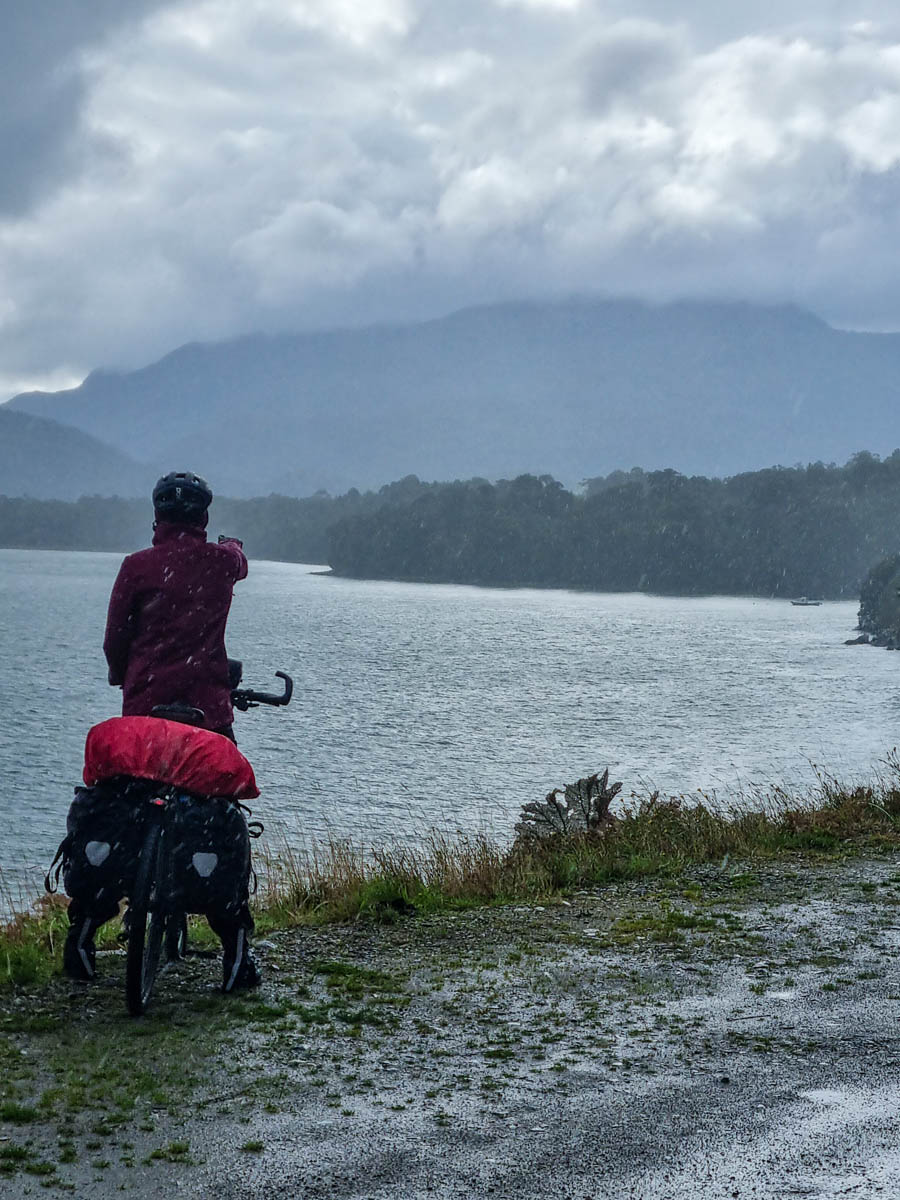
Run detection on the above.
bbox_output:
[791,596,822,606]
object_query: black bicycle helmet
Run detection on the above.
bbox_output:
[152,471,213,522]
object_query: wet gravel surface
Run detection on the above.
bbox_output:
[5,857,900,1197]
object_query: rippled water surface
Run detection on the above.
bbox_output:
[1,549,897,906]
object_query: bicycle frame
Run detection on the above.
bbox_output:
[121,665,292,1014]
[125,788,185,1016]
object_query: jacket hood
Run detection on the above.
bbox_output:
[152,520,209,547]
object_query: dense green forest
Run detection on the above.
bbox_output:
[3,451,900,598]
[858,551,900,641]
[0,478,430,562]
[328,453,900,597]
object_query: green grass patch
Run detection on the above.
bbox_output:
[314,960,404,996]
[22,1159,56,1176]
[0,1145,29,1163]
[0,895,126,992]
[0,1101,39,1123]
[729,872,760,890]
[146,1140,192,1165]
[611,904,721,945]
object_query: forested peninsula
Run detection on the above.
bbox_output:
[3,450,900,598]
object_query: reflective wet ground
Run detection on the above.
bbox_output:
[5,855,900,1198]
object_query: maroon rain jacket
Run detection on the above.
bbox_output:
[103,521,248,731]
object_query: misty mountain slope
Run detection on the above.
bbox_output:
[9,298,900,497]
[0,408,151,500]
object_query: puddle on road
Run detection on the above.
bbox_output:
[799,1088,847,1105]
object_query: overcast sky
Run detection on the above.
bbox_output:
[3,0,900,399]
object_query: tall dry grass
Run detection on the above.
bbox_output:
[5,768,900,984]
[253,769,900,927]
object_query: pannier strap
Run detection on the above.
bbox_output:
[237,801,264,840]
[44,837,69,894]
[236,801,262,893]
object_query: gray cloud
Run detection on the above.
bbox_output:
[581,20,686,110]
[0,69,83,214]
[5,0,900,396]
[0,1,166,215]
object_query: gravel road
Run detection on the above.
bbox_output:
[5,856,900,1198]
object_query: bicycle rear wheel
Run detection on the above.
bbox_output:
[126,823,167,1016]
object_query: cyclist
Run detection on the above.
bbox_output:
[63,471,260,991]
[104,471,246,740]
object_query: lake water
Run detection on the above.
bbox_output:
[1,549,898,911]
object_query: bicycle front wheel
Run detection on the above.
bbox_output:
[126,823,167,1016]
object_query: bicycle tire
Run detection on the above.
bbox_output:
[126,823,166,1016]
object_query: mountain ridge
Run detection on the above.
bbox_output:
[8,296,900,497]
[0,408,151,500]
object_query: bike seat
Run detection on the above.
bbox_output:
[149,703,206,727]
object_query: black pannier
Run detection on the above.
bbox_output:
[61,780,148,915]
[167,793,251,917]
[58,781,251,920]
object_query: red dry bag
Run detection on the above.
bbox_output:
[84,716,259,800]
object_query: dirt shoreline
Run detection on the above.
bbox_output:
[4,855,900,1197]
